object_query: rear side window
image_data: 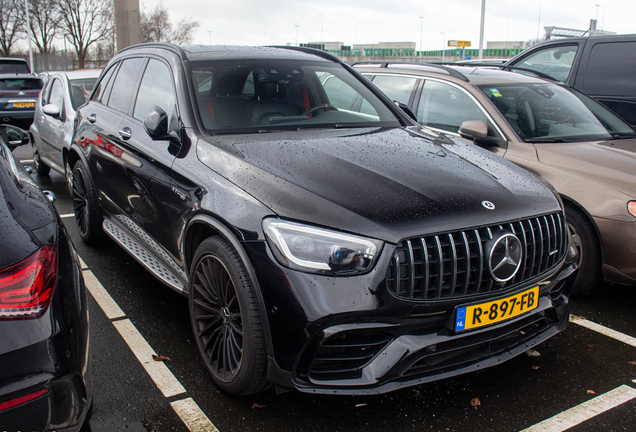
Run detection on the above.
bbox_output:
[582,41,636,97]
[513,45,578,83]
[92,63,118,102]
[108,58,146,113]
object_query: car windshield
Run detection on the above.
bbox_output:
[0,78,42,91]
[189,59,401,134]
[477,83,635,142]
[69,78,98,110]
[0,62,29,74]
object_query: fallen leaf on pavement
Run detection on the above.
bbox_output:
[152,355,170,362]
[532,366,540,370]
[252,403,265,409]
[355,403,367,407]
[587,390,596,395]
[628,361,636,366]
[526,349,541,357]
[471,398,481,410]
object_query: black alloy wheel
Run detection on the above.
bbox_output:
[565,202,602,294]
[189,236,268,395]
[32,145,50,175]
[72,160,103,244]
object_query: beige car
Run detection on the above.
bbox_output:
[354,62,636,293]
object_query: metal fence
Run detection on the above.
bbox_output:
[28,51,109,73]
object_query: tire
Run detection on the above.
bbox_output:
[32,144,50,175]
[565,203,603,294]
[189,236,268,396]
[71,160,103,244]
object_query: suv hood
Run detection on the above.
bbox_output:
[197,127,561,243]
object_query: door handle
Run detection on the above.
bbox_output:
[119,127,132,140]
[87,113,96,123]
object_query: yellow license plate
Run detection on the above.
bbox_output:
[454,286,539,332]
[12,102,34,108]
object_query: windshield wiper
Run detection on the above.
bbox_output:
[525,137,567,143]
[610,133,636,139]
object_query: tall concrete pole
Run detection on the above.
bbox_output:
[478,0,486,60]
[114,0,142,51]
[24,0,33,71]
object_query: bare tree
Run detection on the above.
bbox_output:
[28,0,62,53]
[141,3,198,45]
[0,0,25,56]
[55,0,113,68]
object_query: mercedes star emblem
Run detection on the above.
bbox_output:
[482,200,495,210]
[486,231,523,282]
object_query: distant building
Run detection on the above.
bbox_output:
[487,41,528,50]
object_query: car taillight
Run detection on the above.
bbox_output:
[0,246,57,319]
[0,389,49,412]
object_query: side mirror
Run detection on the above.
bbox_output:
[144,105,180,144]
[394,100,417,122]
[1,124,30,150]
[459,120,488,139]
[42,104,61,118]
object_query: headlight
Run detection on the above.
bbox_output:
[629,201,636,218]
[262,218,384,275]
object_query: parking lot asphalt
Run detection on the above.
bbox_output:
[17,154,636,432]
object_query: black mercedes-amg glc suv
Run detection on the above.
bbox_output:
[68,43,577,396]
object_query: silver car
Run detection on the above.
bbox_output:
[31,70,100,189]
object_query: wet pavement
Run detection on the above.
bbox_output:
[14,150,636,432]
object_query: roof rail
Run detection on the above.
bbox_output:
[350,61,470,82]
[117,43,187,60]
[267,46,344,64]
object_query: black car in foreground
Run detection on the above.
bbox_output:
[0,125,91,430]
[69,43,577,396]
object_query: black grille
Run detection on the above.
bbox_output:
[308,333,392,381]
[386,212,567,300]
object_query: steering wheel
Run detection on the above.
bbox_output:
[302,104,337,117]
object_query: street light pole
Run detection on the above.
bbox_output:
[419,16,424,60]
[24,0,33,71]
[295,25,299,46]
[440,32,445,62]
[506,15,509,52]
[478,0,486,60]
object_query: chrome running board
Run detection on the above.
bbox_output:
[103,218,187,293]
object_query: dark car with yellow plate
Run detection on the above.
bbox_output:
[0,73,43,128]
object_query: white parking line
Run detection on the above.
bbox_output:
[79,261,217,431]
[570,315,636,349]
[112,319,186,398]
[520,385,636,432]
[83,270,125,320]
[171,398,219,432]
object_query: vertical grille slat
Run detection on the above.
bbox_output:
[387,212,567,301]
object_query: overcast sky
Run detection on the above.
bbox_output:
[141,0,634,50]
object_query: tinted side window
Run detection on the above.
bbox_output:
[371,75,417,105]
[92,63,118,102]
[514,45,578,83]
[49,79,65,109]
[133,59,177,122]
[582,42,636,97]
[108,58,146,113]
[417,80,489,133]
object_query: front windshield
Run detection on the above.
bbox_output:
[478,83,634,143]
[189,59,401,133]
